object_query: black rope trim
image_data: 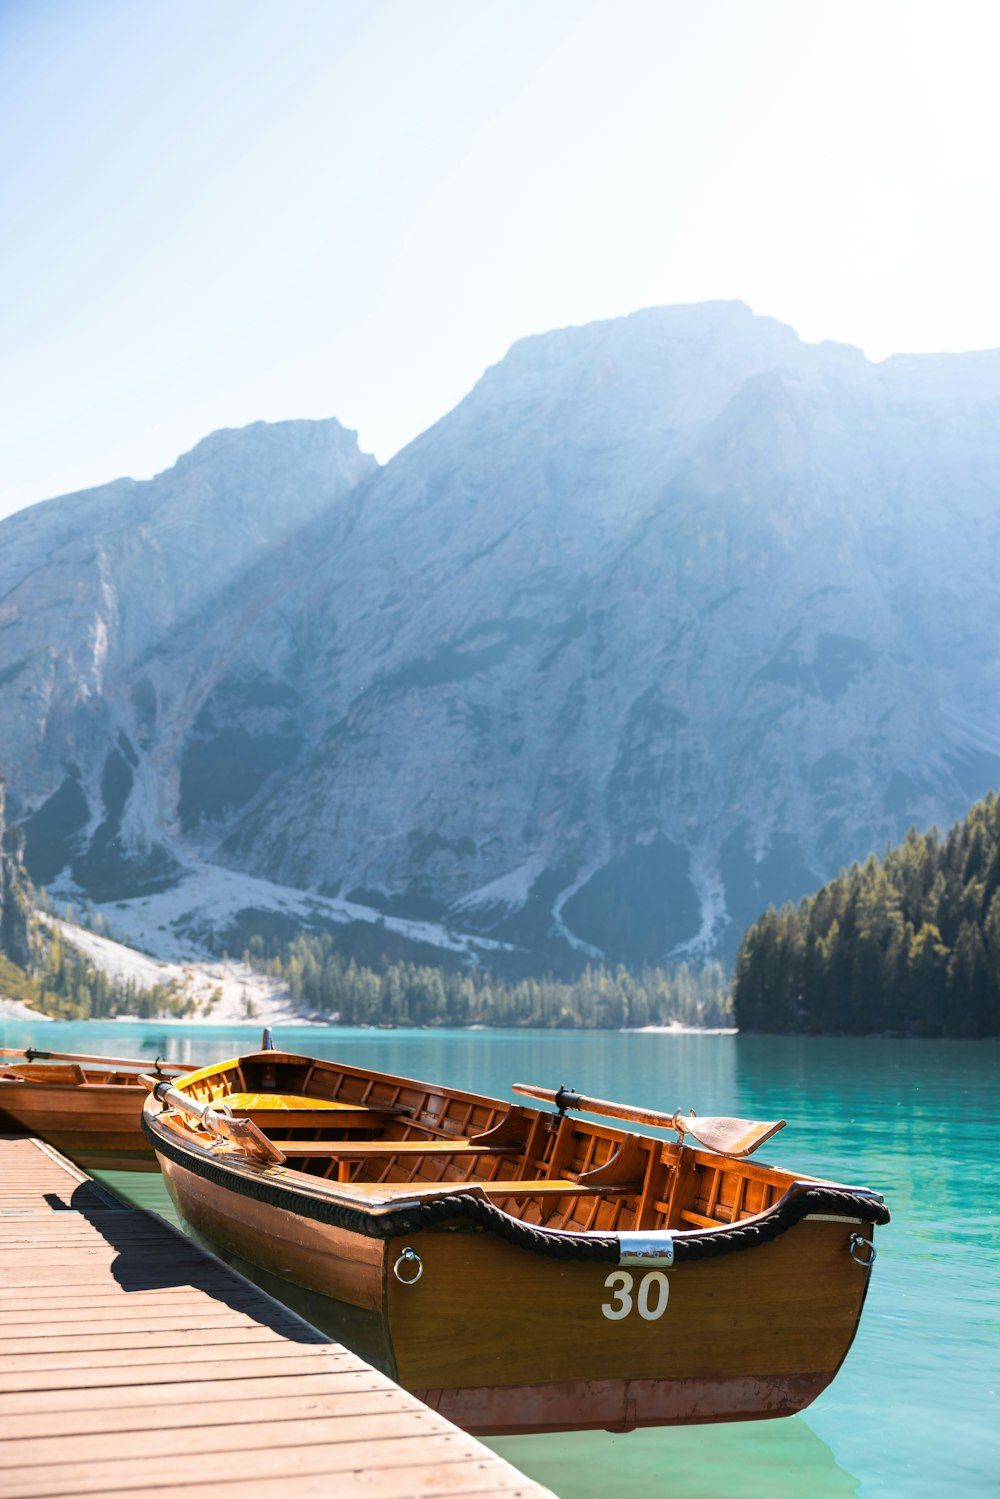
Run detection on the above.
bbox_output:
[142,1115,616,1259]
[669,1186,890,1264]
[143,1115,889,1265]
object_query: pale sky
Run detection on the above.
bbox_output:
[3,0,1000,518]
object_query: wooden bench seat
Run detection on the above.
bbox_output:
[326,1175,634,1199]
[224,1092,408,1135]
[282,1138,522,1182]
[237,1108,398,1133]
[283,1139,520,1158]
[481,1179,635,1197]
[226,1092,397,1111]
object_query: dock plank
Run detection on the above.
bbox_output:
[2,1389,417,1441]
[0,1137,552,1499]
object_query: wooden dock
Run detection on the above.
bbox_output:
[0,1136,554,1499]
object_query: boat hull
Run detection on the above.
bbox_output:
[388,1212,870,1433]
[0,1080,156,1171]
[157,1146,875,1434]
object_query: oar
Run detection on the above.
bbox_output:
[0,1048,192,1075]
[512,1084,786,1158]
[139,1076,286,1166]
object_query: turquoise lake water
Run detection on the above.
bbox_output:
[2,1017,997,1498]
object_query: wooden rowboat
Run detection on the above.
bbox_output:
[141,1045,890,1436]
[0,1048,194,1171]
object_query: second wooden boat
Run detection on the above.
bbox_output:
[141,1045,890,1435]
[0,1048,194,1171]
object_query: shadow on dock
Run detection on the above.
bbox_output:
[62,1180,329,1344]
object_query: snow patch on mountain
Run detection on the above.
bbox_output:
[551,873,605,960]
[46,915,314,1024]
[452,855,548,913]
[71,859,518,965]
[670,852,728,960]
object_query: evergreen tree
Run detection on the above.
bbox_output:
[734,790,1000,1036]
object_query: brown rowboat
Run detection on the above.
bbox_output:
[141,1045,889,1436]
[0,1048,194,1171]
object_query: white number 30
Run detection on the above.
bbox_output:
[601,1269,670,1321]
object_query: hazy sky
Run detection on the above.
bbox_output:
[3,0,1000,518]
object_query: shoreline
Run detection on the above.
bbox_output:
[0,998,54,1023]
[0,998,737,1035]
[622,1023,737,1036]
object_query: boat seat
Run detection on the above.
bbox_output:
[283,1139,521,1157]
[281,1138,522,1182]
[221,1094,409,1135]
[322,1178,635,1207]
[224,1091,399,1112]
[481,1179,635,1197]
[237,1108,399,1134]
[334,1177,633,1198]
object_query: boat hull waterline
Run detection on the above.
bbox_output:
[142,1050,890,1435]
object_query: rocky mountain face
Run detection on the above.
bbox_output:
[0,418,375,901]
[0,778,32,968]
[4,303,1000,964]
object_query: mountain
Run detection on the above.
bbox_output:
[0,778,32,968]
[3,302,1000,964]
[0,418,375,901]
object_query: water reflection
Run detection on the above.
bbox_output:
[490,1419,860,1499]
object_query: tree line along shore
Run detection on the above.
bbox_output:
[734,790,1000,1037]
[5,790,1000,1036]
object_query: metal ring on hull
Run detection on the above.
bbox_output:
[393,1246,424,1284]
[849,1232,878,1267]
[142,1115,890,1265]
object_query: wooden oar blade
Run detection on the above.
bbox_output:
[217,1116,287,1166]
[141,1075,286,1166]
[678,1114,786,1157]
[511,1083,787,1157]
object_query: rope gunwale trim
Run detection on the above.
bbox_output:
[142,1115,889,1265]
